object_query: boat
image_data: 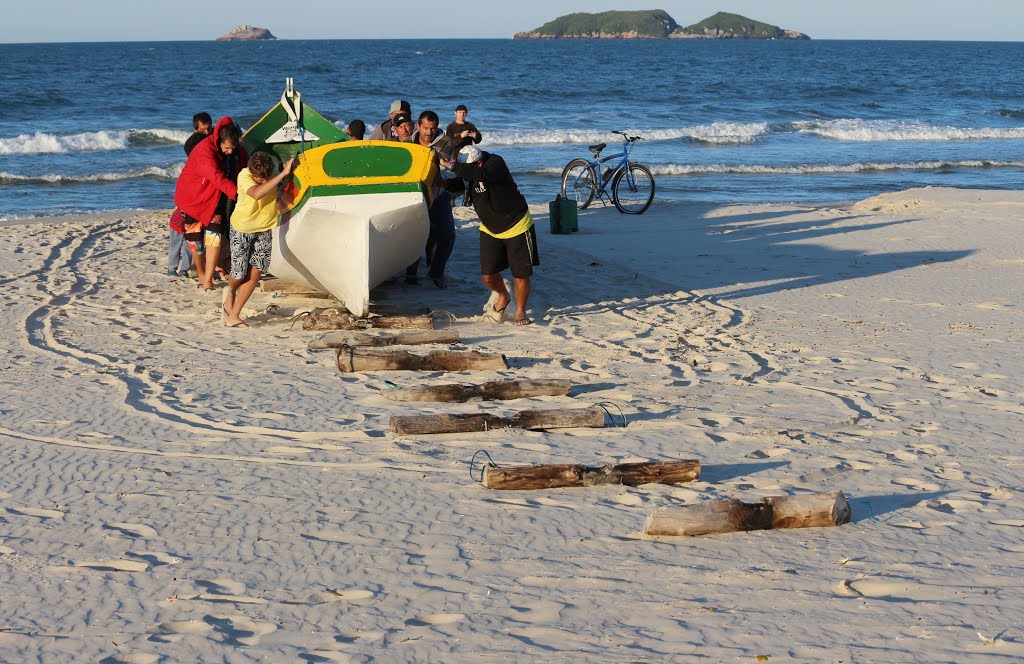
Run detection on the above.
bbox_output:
[240,80,436,316]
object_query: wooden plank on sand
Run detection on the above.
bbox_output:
[483,459,700,490]
[309,330,459,350]
[261,279,332,298]
[302,309,434,331]
[643,491,851,537]
[390,407,606,435]
[382,378,571,402]
[336,348,507,372]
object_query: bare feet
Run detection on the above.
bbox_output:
[513,317,532,326]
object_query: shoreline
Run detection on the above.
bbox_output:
[1,187,1021,661]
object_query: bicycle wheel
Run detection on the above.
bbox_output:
[560,159,596,209]
[611,163,655,214]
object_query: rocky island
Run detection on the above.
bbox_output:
[514,10,808,40]
[216,25,277,41]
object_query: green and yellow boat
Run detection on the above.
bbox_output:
[241,80,437,316]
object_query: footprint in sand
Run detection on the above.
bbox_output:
[104,522,158,539]
[204,614,277,646]
[295,650,351,663]
[71,559,149,572]
[746,447,790,459]
[976,487,1014,501]
[838,576,953,601]
[150,619,213,643]
[283,588,375,605]
[128,551,183,567]
[334,630,386,644]
[404,613,465,627]
[891,477,942,491]
[928,465,966,481]
[929,499,985,514]
[99,654,160,664]
[507,600,566,625]
[193,578,266,604]
[7,506,64,520]
[607,493,645,507]
[887,449,919,462]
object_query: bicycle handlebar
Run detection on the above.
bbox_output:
[611,130,644,143]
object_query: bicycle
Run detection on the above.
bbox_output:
[559,131,655,214]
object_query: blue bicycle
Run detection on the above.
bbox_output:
[560,131,655,214]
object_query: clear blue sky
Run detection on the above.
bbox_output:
[2,1,1022,42]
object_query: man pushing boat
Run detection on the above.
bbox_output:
[440,146,539,326]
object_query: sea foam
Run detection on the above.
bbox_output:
[535,160,1024,177]
[0,128,190,155]
[0,164,183,184]
[484,122,768,146]
[793,119,1024,142]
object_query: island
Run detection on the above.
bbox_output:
[216,25,277,41]
[513,10,809,40]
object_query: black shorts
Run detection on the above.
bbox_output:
[479,225,539,278]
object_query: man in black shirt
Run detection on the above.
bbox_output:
[442,146,539,326]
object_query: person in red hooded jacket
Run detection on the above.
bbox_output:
[174,116,248,291]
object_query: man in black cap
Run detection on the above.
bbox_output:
[369,99,411,141]
[441,146,539,326]
[389,112,414,142]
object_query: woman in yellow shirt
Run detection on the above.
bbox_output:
[222,152,298,328]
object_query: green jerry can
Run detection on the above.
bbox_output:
[548,195,579,234]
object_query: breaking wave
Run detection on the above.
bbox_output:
[792,119,1024,142]
[485,122,769,146]
[535,160,1024,177]
[0,128,190,155]
[0,164,183,184]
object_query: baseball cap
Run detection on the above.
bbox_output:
[392,112,412,127]
[458,145,482,164]
[390,99,411,114]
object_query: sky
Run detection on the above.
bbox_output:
[1,1,1022,43]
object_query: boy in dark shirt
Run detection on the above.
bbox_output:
[168,112,212,277]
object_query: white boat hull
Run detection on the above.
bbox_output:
[270,191,429,316]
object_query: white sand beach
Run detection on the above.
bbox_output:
[1,187,1022,662]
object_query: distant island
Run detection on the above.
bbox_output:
[216,25,276,41]
[514,10,809,40]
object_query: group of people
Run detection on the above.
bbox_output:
[166,100,537,328]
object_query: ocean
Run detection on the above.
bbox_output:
[2,38,1024,219]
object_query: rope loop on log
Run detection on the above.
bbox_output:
[592,401,627,428]
[264,304,281,316]
[469,450,499,484]
[286,309,321,330]
[430,310,456,329]
[334,343,353,372]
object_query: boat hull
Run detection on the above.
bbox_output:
[270,191,428,317]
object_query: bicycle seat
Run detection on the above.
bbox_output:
[588,143,606,154]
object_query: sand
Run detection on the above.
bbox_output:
[0,186,1021,662]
